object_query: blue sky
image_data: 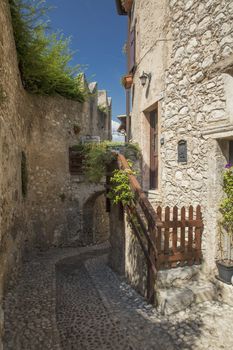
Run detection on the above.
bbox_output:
[45,0,127,122]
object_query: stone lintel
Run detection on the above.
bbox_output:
[202,124,233,139]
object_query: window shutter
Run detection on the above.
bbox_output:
[129,27,135,72]
[69,147,85,175]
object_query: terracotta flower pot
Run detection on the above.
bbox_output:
[122,0,133,13]
[122,74,133,89]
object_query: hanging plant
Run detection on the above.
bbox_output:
[121,0,133,12]
[121,74,133,89]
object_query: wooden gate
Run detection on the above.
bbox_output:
[156,205,203,269]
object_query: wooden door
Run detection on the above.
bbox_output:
[149,109,158,189]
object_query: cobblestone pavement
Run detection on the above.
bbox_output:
[3,243,233,350]
[56,251,134,350]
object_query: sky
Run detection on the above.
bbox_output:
[45,0,127,124]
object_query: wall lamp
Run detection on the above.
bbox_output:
[139,71,152,86]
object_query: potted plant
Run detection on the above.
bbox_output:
[217,163,233,284]
[121,74,133,89]
[122,0,133,13]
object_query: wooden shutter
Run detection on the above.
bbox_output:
[129,26,135,72]
[69,147,85,175]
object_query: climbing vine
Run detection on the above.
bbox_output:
[108,164,136,206]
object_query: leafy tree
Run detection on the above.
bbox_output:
[9,0,87,102]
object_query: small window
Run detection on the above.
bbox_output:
[129,26,136,72]
[178,140,188,163]
[69,147,85,175]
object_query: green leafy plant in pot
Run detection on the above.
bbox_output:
[217,163,233,284]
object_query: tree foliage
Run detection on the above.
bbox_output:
[9,0,86,102]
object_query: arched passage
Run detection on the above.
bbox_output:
[82,191,110,245]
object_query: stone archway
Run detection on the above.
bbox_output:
[82,191,110,245]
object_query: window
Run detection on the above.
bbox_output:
[69,147,85,175]
[129,26,135,72]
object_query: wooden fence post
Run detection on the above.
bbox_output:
[195,205,202,264]
[147,224,156,304]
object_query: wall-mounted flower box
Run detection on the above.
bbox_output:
[122,0,133,13]
[121,74,133,89]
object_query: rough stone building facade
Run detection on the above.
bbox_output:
[115,0,233,298]
[0,1,111,347]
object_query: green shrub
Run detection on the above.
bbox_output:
[220,164,233,234]
[219,164,233,260]
[97,105,108,114]
[71,141,140,184]
[84,142,116,183]
[9,0,86,102]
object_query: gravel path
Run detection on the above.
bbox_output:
[3,243,233,350]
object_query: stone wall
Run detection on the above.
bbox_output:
[161,0,233,273]
[0,0,111,345]
[128,0,233,270]
[117,0,233,298]
[129,0,173,193]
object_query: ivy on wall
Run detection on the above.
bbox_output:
[108,165,136,206]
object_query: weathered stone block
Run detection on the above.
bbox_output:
[157,288,194,315]
[157,266,200,288]
[188,281,217,304]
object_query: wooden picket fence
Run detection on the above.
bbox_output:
[156,205,203,269]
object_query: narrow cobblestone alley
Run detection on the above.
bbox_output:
[3,244,233,350]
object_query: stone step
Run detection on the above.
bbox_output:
[156,265,201,288]
[157,281,217,315]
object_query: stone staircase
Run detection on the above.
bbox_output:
[156,265,216,315]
